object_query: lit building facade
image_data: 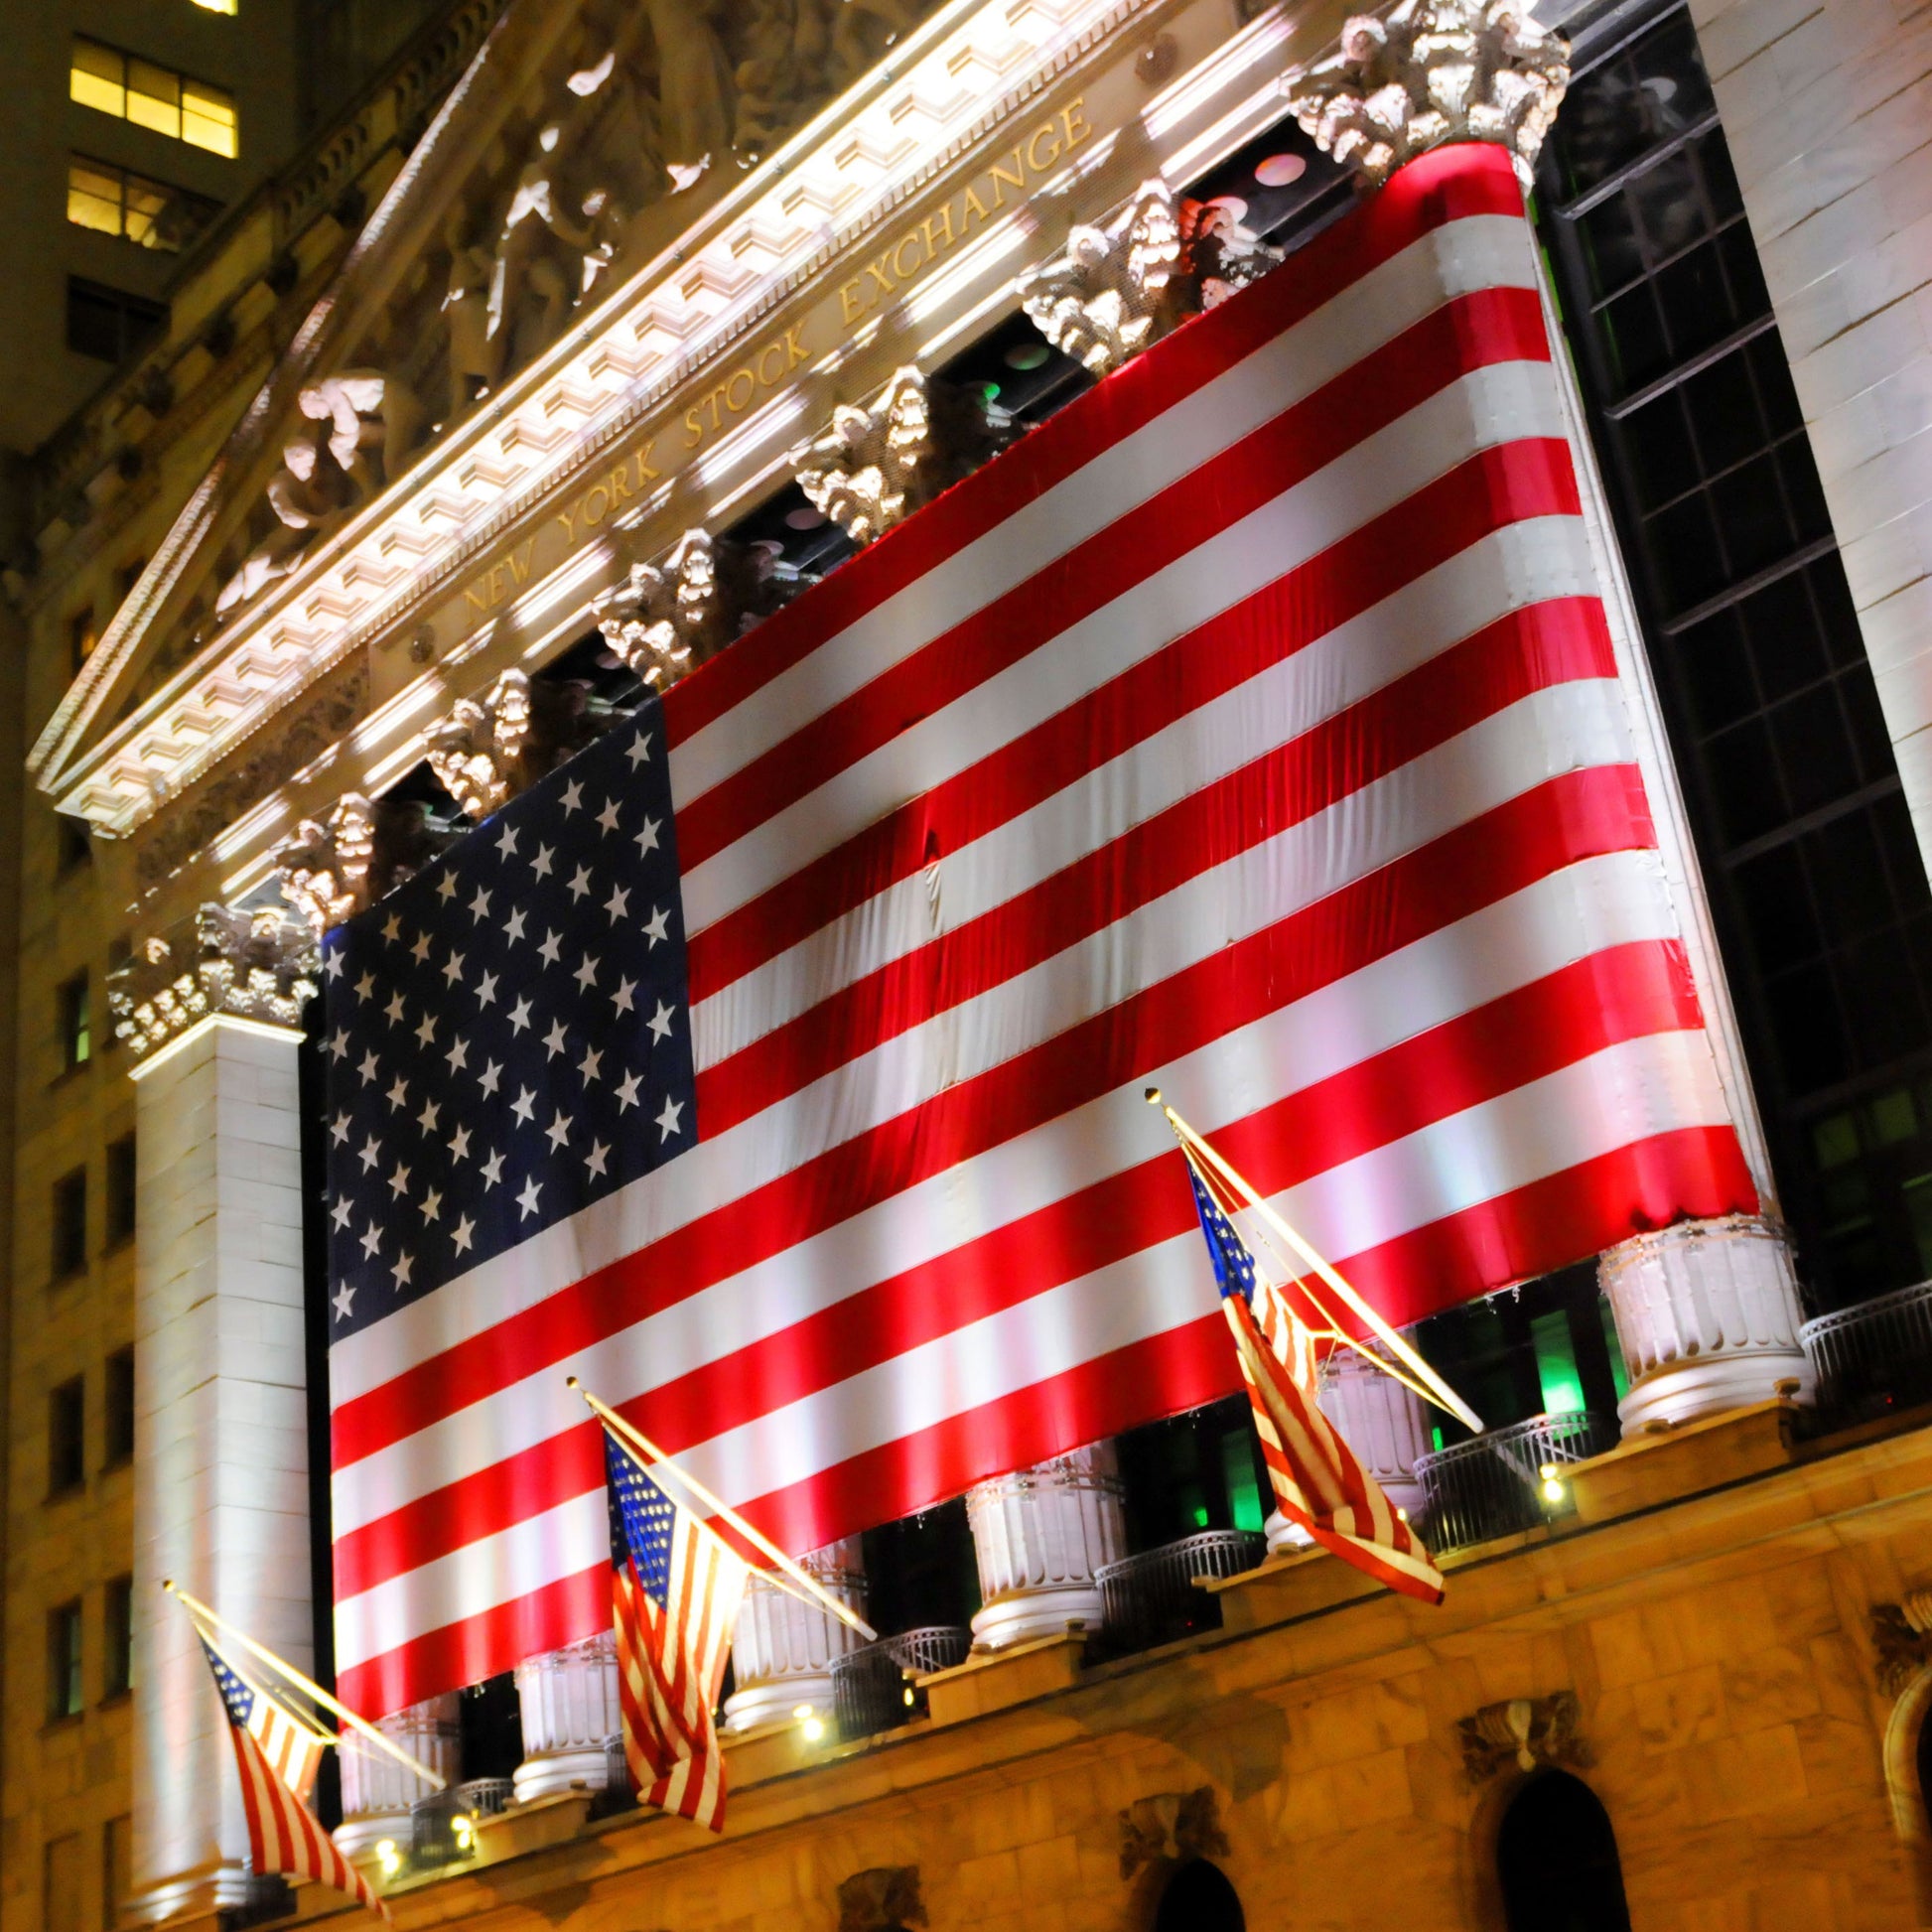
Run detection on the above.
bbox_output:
[9,0,1932,1927]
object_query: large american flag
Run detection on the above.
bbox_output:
[605,1429,750,1831]
[201,1639,387,1919]
[1184,1162,1444,1602]
[324,144,1755,1717]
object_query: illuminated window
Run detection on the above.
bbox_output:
[193,0,238,11]
[70,39,237,158]
[59,970,92,1071]
[68,157,217,252]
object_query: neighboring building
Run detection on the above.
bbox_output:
[5,0,1932,1929]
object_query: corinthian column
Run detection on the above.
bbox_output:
[965,1445,1127,1649]
[722,1538,867,1732]
[512,1632,621,1801]
[117,904,320,1919]
[1599,1216,1813,1430]
[1319,1347,1432,1522]
[334,1696,462,1862]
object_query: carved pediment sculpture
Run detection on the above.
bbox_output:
[1286,0,1569,188]
[275,791,456,935]
[425,669,619,819]
[298,368,427,498]
[1457,1692,1590,1784]
[796,366,1014,545]
[1117,1787,1231,1880]
[1872,1590,1932,1698]
[1021,181,1285,375]
[213,420,355,622]
[111,903,320,1059]
[592,529,812,688]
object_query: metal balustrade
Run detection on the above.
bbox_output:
[1414,1412,1615,1555]
[410,1776,511,1863]
[1802,1280,1932,1421]
[831,1625,972,1740]
[1093,1529,1268,1657]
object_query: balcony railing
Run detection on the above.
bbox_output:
[410,1776,511,1863]
[1414,1411,1615,1554]
[1802,1280,1932,1422]
[1093,1529,1268,1657]
[831,1625,972,1740]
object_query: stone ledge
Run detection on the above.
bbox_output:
[469,1790,594,1867]
[1202,1543,1383,1636]
[1568,1397,1799,1526]
[919,1629,1086,1725]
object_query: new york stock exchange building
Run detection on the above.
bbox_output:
[14,0,1932,1927]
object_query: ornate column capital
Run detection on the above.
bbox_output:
[276,791,456,936]
[1117,1787,1230,1880]
[425,669,616,819]
[111,901,320,1060]
[795,366,1013,545]
[592,528,811,691]
[1022,181,1282,376]
[1286,0,1570,189]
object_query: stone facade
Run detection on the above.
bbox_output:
[140,1408,1932,1932]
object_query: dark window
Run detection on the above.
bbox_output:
[58,971,91,1072]
[102,1577,133,1699]
[47,1601,83,1722]
[1117,1394,1270,1549]
[1155,1862,1246,1932]
[56,816,91,876]
[68,609,97,674]
[103,1345,135,1466]
[1919,1704,1932,1833]
[105,1133,136,1247]
[103,1818,132,1932]
[52,1168,87,1280]
[1497,1771,1632,1932]
[459,1674,524,1781]
[861,1499,980,1635]
[65,276,166,364]
[1536,1,1932,1308]
[49,1377,85,1495]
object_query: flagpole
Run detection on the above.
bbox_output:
[569,1380,879,1643]
[163,1583,448,1790]
[1148,1090,1485,1434]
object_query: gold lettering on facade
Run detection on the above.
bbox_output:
[682,321,815,449]
[836,98,1090,332]
[463,538,536,616]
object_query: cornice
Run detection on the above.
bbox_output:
[46,0,1346,892]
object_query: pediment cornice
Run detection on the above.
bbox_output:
[41,0,1351,906]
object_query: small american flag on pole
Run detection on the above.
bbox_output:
[604,1426,752,1832]
[1183,1162,1446,1604]
[199,1637,388,1919]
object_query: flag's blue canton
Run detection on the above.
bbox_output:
[202,1637,255,1727]
[1187,1166,1260,1308]
[321,701,695,1341]
[607,1434,677,1607]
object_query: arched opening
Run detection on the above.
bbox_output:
[1496,1771,1632,1932]
[1918,1702,1932,1833]
[1154,1860,1245,1932]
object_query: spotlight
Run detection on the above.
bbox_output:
[1539,1461,1566,1505]
[375,1839,401,1879]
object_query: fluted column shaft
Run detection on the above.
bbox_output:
[512,1631,621,1801]
[1599,1214,1812,1430]
[966,1444,1126,1649]
[723,1538,867,1732]
[334,1695,461,1861]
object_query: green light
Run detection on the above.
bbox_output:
[1531,1310,1585,1416]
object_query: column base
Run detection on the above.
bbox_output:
[1601,1215,1814,1433]
[970,1581,1103,1650]
[723,1669,836,1732]
[333,1812,412,1863]
[511,1742,616,1804]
